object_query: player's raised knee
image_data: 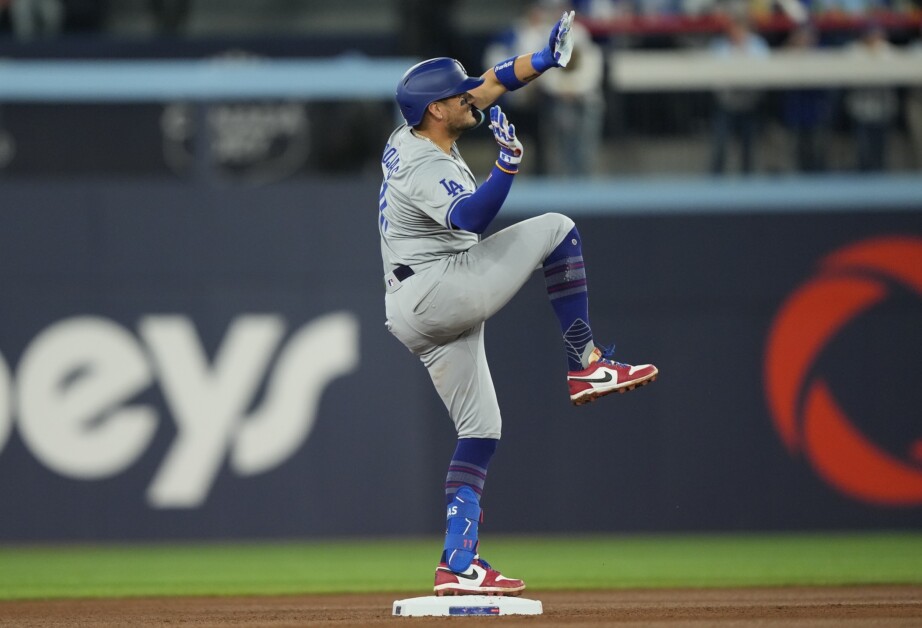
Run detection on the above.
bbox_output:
[539,212,575,237]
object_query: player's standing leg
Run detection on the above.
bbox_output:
[442,437,495,572]
[411,324,525,597]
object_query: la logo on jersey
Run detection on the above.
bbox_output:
[440,178,465,197]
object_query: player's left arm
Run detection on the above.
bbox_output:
[468,10,575,110]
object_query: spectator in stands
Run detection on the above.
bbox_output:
[778,24,833,172]
[810,0,876,46]
[0,0,108,39]
[843,22,898,171]
[538,16,607,176]
[559,0,634,53]
[6,0,64,40]
[708,8,770,175]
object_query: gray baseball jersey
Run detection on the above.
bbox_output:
[378,124,479,275]
[378,124,574,438]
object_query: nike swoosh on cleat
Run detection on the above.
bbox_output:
[569,372,613,384]
[439,567,480,580]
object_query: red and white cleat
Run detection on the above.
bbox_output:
[433,557,525,597]
[568,345,658,405]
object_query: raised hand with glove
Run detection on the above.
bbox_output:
[489,10,576,93]
[532,10,575,72]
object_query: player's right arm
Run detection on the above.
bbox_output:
[448,106,523,234]
[468,10,575,110]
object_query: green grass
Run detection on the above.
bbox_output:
[1,532,920,600]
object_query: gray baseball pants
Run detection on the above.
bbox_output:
[385,212,575,439]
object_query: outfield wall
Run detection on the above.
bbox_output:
[0,179,920,541]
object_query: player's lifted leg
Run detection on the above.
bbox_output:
[541,226,658,404]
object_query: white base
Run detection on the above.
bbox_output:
[392,595,542,617]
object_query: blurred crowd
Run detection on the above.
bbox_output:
[484,0,922,176]
[0,1,189,38]
[0,0,921,178]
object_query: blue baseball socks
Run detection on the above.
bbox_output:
[544,226,596,371]
[442,437,497,573]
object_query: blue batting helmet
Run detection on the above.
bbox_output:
[395,57,484,127]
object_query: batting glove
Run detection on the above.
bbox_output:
[532,10,575,72]
[490,106,523,171]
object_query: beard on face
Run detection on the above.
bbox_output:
[447,107,481,136]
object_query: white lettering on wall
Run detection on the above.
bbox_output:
[142,314,288,508]
[17,317,158,479]
[1,312,360,508]
[230,312,359,475]
[0,352,11,455]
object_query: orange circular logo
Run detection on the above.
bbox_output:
[764,236,922,506]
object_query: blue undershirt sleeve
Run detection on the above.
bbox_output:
[447,165,515,234]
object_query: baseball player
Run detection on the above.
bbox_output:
[379,10,658,597]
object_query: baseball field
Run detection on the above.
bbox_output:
[1,532,920,626]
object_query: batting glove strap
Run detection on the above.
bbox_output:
[497,150,521,168]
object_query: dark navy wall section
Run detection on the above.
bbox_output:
[0,179,920,540]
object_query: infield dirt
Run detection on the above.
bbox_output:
[2,586,921,627]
